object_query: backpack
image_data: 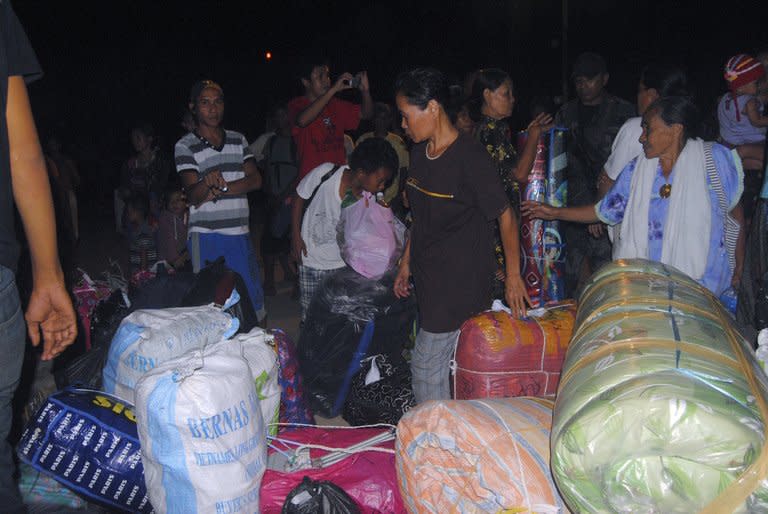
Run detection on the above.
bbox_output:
[265,134,299,197]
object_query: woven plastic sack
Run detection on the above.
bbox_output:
[232,327,282,436]
[396,397,568,513]
[135,340,267,514]
[102,302,239,404]
[339,193,405,279]
[453,301,575,399]
[16,388,154,512]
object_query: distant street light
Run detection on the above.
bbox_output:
[265,51,272,61]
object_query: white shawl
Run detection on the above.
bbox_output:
[613,138,710,281]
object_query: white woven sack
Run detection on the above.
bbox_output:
[102,303,239,403]
[227,328,281,435]
[135,341,267,514]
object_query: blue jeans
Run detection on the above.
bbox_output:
[0,266,27,513]
[410,328,460,404]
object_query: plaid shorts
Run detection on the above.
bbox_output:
[298,265,343,321]
[411,328,460,404]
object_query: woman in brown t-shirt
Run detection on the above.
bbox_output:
[392,68,530,403]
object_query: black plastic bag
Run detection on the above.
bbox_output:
[181,256,259,332]
[90,289,132,349]
[53,344,108,390]
[298,268,417,418]
[281,476,360,514]
[128,264,197,310]
[343,354,415,426]
[54,289,132,389]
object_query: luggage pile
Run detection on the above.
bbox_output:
[18,260,368,513]
[396,259,768,513]
[23,257,768,513]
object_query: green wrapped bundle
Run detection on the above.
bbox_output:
[551,259,768,513]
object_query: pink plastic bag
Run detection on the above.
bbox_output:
[260,426,405,513]
[340,193,404,279]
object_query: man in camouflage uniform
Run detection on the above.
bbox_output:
[555,52,636,295]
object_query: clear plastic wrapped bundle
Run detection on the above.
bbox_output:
[551,259,768,513]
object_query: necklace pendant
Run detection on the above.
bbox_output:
[659,183,672,199]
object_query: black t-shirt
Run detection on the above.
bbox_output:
[0,2,42,271]
[555,95,636,206]
[407,132,509,332]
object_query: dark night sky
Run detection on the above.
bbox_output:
[10,0,768,198]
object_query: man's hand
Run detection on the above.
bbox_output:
[332,72,354,93]
[505,273,531,319]
[202,169,227,190]
[521,200,556,220]
[26,277,77,360]
[290,234,307,266]
[587,223,605,238]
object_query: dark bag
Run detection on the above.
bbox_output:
[90,289,133,349]
[54,345,109,390]
[128,263,197,310]
[54,289,133,390]
[180,256,259,332]
[265,135,300,238]
[342,353,415,426]
[265,134,299,198]
[298,268,417,418]
[281,476,360,514]
[269,200,293,239]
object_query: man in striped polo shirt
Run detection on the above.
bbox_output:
[175,80,266,322]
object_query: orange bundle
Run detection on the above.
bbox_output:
[396,397,569,513]
[453,301,576,399]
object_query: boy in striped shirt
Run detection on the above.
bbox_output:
[175,80,266,322]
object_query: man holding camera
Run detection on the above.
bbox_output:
[288,59,374,180]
